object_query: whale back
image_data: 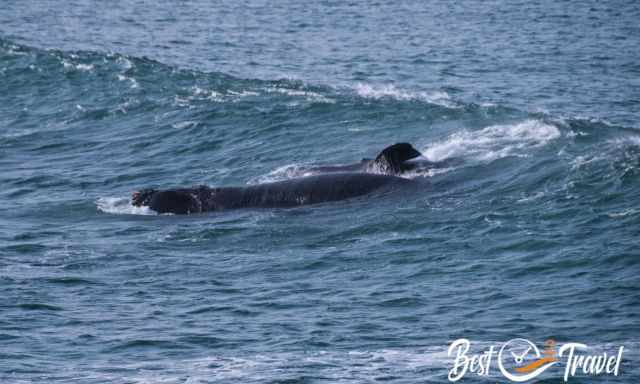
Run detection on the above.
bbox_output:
[229,173,413,209]
[139,173,413,214]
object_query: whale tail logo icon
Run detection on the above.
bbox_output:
[498,338,558,382]
[514,339,558,373]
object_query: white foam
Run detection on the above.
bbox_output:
[97,348,448,383]
[61,59,94,71]
[117,74,139,88]
[566,135,640,173]
[516,191,547,203]
[96,197,157,215]
[266,86,335,104]
[227,90,260,97]
[1,128,39,139]
[192,86,223,101]
[570,155,603,170]
[115,101,133,114]
[565,130,589,138]
[608,208,639,218]
[607,135,640,148]
[173,95,192,107]
[402,166,455,179]
[172,120,199,129]
[354,83,455,107]
[422,119,561,162]
[5,44,27,56]
[571,114,617,127]
[76,63,94,71]
[362,160,448,179]
[247,164,316,184]
[23,342,638,382]
[178,87,262,105]
[116,56,133,70]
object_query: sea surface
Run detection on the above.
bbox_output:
[1,1,639,383]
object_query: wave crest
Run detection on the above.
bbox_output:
[422,119,561,162]
[354,83,455,107]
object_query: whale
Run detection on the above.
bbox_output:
[131,143,433,215]
[307,143,427,175]
[132,172,414,214]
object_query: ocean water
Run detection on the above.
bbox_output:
[1,1,639,383]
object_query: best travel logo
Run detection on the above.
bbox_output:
[447,338,624,382]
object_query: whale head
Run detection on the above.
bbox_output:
[132,188,202,214]
[132,188,157,207]
[373,142,423,173]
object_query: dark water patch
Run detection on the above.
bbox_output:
[375,297,426,309]
[0,333,21,341]
[10,230,64,241]
[108,339,184,352]
[40,276,101,286]
[186,305,234,315]
[14,303,63,311]
[178,335,226,348]
[2,243,49,254]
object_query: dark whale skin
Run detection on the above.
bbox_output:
[134,173,414,214]
[307,142,425,175]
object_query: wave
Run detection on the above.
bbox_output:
[65,348,448,383]
[39,341,640,383]
[354,83,456,108]
[2,37,638,138]
[250,119,564,183]
[4,37,639,199]
[3,37,639,136]
[422,119,562,162]
[0,38,469,113]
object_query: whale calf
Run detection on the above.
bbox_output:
[132,173,414,214]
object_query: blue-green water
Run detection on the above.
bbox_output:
[1,1,639,383]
